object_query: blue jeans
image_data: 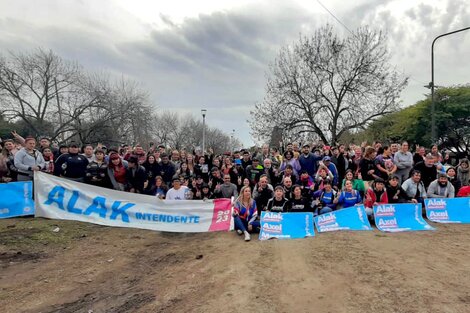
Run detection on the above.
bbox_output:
[234,216,260,233]
[314,206,333,216]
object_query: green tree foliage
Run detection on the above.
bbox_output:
[356,86,470,154]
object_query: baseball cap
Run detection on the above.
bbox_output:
[323,156,331,161]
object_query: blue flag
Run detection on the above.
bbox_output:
[374,203,434,232]
[0,181,35,219]
[314,205,372,233]
[425,198,470,223]
[259,212,315,240]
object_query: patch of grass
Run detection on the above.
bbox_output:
[0,217,104,250]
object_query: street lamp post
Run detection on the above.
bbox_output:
[201,109,207,154]
[430,26,470,144]
[230,129,235,151]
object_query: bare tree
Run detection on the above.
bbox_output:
[152,112,240,153]
[103,78,154,146]
[0,48,237,149]
[0,49,85,137]
[251,25,408,145]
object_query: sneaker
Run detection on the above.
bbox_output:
[236,229,243,235]
[244,231,251,242]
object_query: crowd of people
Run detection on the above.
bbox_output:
[1,132,469,241]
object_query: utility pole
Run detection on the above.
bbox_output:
[430,26,470,143]
[201,109,207,154]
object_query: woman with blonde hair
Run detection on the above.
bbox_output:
[232,185,259,242]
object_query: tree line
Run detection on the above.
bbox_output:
[0,49,239,153]
[251,24,468,156]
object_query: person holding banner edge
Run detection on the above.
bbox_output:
[312,179,337,216]
[401,170,427,207]
[334,179,362,210]
[427,173,455,198]
[364,178,389,217]
[386,175,417,204]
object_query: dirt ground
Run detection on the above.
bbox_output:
[1,218,470,313]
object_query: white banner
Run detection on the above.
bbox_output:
[34,172,232,232]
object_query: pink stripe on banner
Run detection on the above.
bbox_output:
[208,199,232,232]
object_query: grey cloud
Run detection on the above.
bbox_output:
[0,0,467,145]
[120,6,315,75]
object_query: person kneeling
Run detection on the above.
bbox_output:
[311,179,337,215]
[233,186,259,242]
[364,178,388,219]
[427,173,455,198]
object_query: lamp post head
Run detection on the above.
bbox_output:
[201,109,207,118]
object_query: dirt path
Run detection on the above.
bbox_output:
[1,218,470,313]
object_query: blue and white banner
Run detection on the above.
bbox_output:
[374,203,434,232]
[259,212,315,240]
[425,198,470,223]
[34,172,232,232]
[314,205,372,232]
[0,181,35,219]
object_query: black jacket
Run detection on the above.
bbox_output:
[413,162,437,189]
[54,153,89,179]
[386,184,412,203]
[126,165,147,193]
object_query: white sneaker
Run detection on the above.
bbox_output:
[244,231,251,242]
[236,229,243,235]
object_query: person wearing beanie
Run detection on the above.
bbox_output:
[53,142,88,182]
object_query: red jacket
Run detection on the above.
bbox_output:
[457,186,470,197]
[365,188,389,208]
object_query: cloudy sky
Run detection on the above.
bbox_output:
[0,0,469,146]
